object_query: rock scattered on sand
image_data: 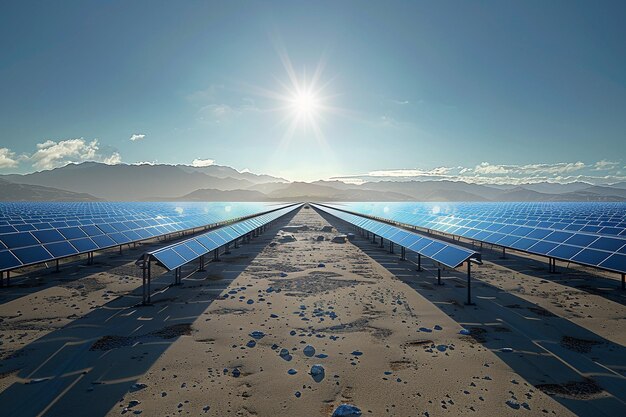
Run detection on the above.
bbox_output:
[282,225,309,232]
[304,345,316,357]
[331,235,348,243]
[278,234,297,243]
[321,225,334,232]
[130,383,147,392]
[310,364,325,382]
[332,404,362,417]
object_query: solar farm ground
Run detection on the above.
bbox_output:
[0,206,624,417]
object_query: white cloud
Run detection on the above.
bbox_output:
[192,158,215,167]
[331,160,624,186]
[0,148,19,169]
[29,138,121,170]
[593,160,620,171]
[103,152,122,165]
[474,161,586,175]
[129,133,146,142]
[367,167,456,178]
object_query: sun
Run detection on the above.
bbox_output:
[290,89,320,118]
[243,42,348,145]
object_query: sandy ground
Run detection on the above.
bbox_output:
[0,206,624,417]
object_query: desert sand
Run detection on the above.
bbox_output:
[0,206,624,417]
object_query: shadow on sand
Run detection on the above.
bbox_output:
[320,210,626,417]
[0,210,298,417]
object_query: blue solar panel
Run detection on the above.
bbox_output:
[328,202,626,274]
[13,246,53,264]
[91,234,117,248]
[32,229,65,244]
[45,241,79,257]
[58,227,88,239]
[0,250,22,270]
[80,225,104,236]
[0,232,39,249]
[148,204,301,271]
[0,202,296,272]
[312,204,478,269]
[70,238,98,252]
[572,249,611,266]
[154,248,187,270]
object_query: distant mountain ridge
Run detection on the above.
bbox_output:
[0,179,101,201]
[1,162,625,202]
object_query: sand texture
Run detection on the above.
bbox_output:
[0,207,624,417]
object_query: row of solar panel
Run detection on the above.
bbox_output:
[395,212,626,237]
[339,202,626,236]
[0,202,286,225]
[0,204,293,271]
[0,215,230,235]
[328,203,626,274]
[150,205,301,271]
[312,204,478,269]
[389,211,626,247]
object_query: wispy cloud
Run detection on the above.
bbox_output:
[129,133,146,142]
[332,160,625,186]
[474,161,586,175]
[592,160,620,171]
[191,158,215,167]
[0,148,19,169]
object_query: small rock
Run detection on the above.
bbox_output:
[332,404,362,417]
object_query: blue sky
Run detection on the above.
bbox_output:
[0,0,625,184]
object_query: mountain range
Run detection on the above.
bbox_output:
[1,162,626,202]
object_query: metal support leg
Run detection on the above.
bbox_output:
[199,255,205,272]
[389,242,394,254]
[372,234,376,244]
[213,248,220,262]
[6,270,10,287]
[379,237,384,248]
[400,246,406,261]
[225,242,231,255]
[465,262,473,305]
[147,260,151,304]
[0,271,3,287]
[437,268,443,285]
[417,253,422,271]
[119,245,123,255]
[622,273,625,290]
[501,246,506,259]
[56,259,60,272]
[142,256,147,304]
[235,239,239,249]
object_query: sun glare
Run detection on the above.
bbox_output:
[290,89,320,118]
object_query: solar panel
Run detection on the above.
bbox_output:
[312,204,478,269]
[148,204,301,271]
[0,202,296,272]
[325,202,626,274]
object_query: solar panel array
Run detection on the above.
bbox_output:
[0,202,293,272]
[312,204,479,269]
[324,202,626,274]
[149,204,302,270]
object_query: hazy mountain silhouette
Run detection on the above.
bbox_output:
[1,162,625,202]
[0,179,101,201]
